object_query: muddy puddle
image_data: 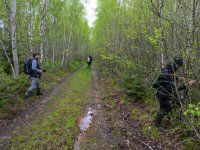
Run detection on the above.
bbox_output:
[74,107,96,150]
[80,107,96,131]
[74,69,100,150]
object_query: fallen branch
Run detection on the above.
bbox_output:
[132,135,154,150]
[123,113,129,120]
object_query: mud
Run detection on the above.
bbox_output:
[74,107,96,150]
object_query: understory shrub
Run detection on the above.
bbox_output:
[123,74,147,102]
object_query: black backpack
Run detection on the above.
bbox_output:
[24,59,33,75]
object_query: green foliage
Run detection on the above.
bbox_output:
[0,73,30,106]
[70,60,81,68]
[143,126,160,140]
[184,139,200,149]
[184,103,200,117]
[123,74,146,102]
[184,103,200,128]
[0,61,81,119]
[146,27,162,50]
[100,53,134,69]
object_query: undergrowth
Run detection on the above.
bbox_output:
[96,59,200,149]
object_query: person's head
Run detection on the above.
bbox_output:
[173,56,183,71]
[33,52,40,60]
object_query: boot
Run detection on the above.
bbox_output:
[155,111,164,127]
[37,88,43,96]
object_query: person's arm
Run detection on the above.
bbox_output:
[32,59,42,73]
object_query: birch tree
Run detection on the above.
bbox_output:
[10,0,19,78]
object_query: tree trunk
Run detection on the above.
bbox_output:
[40,0,47,63]
[28,0,33,53]
[10,0,19,78]
[159,0,165,68]
[62,15,66,67]
[68,14,74,62]
[0,40,16,78]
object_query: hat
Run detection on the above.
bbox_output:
[173,56,183,68]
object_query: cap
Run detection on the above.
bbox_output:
[173,56,183,68]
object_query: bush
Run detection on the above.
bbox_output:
[123,74,146,102]
[0,68,15,107]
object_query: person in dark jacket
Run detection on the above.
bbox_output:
[25,53,43,98]
[87,55,93,69]
[155,56,186,126]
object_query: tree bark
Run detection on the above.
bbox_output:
[0,39,16,78]
[10,0,19,78]
[159,0,165,68]
[40,0,48,63]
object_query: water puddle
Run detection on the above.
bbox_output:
[74,69,101,150]
[80,107,96,131]
[74,107,96,150]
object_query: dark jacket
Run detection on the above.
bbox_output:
[156,64,185,97]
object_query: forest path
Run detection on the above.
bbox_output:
[0,66,154,150]
[0,66,92,149]
[78,68,149,150]
[0,67,81,141]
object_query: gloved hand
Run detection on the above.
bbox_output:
[42,69,46,72]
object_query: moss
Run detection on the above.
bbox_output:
[143,126,160,140]
[184,139,200,150]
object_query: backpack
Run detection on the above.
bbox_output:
[24,59,33,75]
[87,57,90,63]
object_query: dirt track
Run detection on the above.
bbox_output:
[0,66,186,150]
[0,68,81,148]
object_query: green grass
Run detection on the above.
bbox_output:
[142,126,160,140]
[0,61,81,119]
[9,66,92,150]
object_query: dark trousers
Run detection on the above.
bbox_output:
[87,62,91,69]
[155,93,172,126]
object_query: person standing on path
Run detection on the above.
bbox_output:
[25,53,45,98]
[87,55,93,69]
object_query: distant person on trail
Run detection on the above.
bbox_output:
[87,55,93,69]
[25,53,46,98]
[152,56,196,127]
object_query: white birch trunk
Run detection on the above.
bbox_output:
[10,0,19,78]
[0,40,16,78]
[68,16,74,62]
[159,0,164,68]
[52,18,56,68]
[40,0,47,63]
[62,16,66,67]
[27,1,33,53]
[187,0,194,55]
